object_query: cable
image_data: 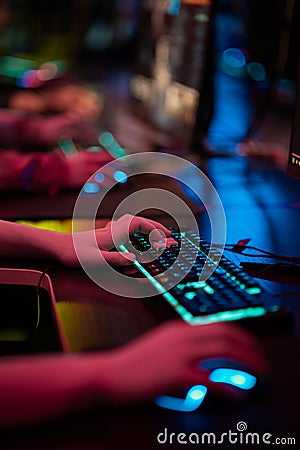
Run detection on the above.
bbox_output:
[213,243,300,264]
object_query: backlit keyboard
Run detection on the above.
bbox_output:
[119,228,283,325]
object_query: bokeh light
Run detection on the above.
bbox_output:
[247,62,266,82]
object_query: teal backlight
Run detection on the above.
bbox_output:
[154,385,207,412]
[83,183,100,194]
[113,170,128,183]
[209,368,257,390]
[118,246,267,324]
[167,0,181,15]
[98,132,127,158]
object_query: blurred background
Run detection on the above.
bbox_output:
[1,4,300,436]
[0,0,297,155]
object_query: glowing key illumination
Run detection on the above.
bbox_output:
[98,132,127,158]
[209,368,256,390]
[246,286,261,295]
[184,291,197,300]
[99,132,114,147]
[154,385,207,412]
[113,170,128,183]
[83,183,100,194]
[87,146,102,152]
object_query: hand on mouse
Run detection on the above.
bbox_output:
[24,111,99,147]
[0,319,265,427]
[96,320,267,405]
[61,150,114,190]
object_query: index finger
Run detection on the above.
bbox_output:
[97,215,171,250]
[126,216,171,237]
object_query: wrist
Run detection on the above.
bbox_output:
[0,221,61,261]
[28,228,64,261]
[30,151,69,195]
[20,115,44,145]
[85,353,126,405]
[51,232,79,267]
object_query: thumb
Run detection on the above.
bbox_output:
[101,251,136,266]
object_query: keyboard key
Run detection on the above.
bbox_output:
[120,228,278,324]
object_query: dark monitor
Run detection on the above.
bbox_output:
[287,64,300,180]
[287,0,300,180]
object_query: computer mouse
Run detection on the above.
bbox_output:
[154,384,208,412]
[154,358,259,412]
[199,357,257,391]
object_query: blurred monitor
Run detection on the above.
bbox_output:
[130,0,215,154]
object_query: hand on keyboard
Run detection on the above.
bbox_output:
[118,227,282,324]
[152,237,178,251]
[57,214,171,267]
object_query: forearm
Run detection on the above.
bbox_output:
[0,220,62,261]
[0,108,28,147]
[0,150,68,194]
[0,354,111,427]
[0,109,52,147]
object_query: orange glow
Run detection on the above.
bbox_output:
[181,0,211,5]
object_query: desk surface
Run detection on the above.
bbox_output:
[0,156,300,447]
[0,171,201,221]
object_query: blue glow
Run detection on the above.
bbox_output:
[209,368,256,390]
[113,170,128,183]
[220,48,247,78]
[168,0,181,15]
[95,173,105,183]
[222,48,246,68]
[154,385,207,412]
[247,62,266,82]
[19,69,37,88]
[83,183,100,194]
